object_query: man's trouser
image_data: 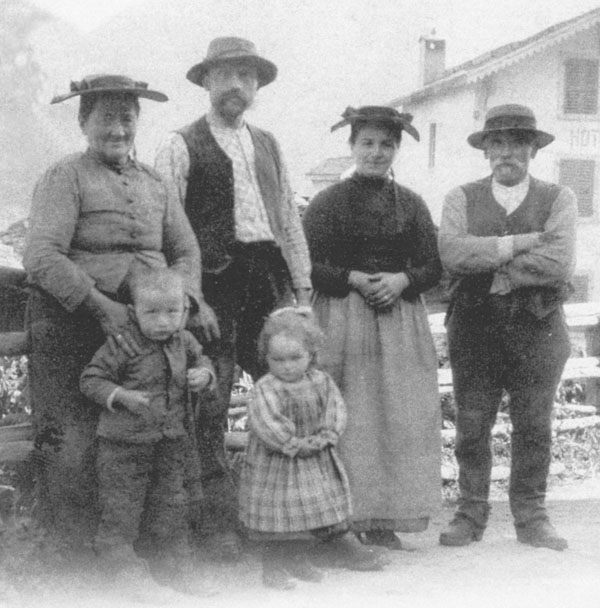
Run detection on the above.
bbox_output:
[193,242,293,538]
[447,296,570,529]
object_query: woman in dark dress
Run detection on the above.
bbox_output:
[303,106,442,550]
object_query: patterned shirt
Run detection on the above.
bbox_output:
[155,113,275,243]
[155,116,312,290]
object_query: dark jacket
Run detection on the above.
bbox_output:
[80,318,213,443]
[303,174,442,299]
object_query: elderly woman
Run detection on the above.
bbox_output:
[303,106,442,550]
[23,74,209,552]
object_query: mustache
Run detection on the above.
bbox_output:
[218,90,250,104]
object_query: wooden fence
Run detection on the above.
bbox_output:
[1,302,600,464]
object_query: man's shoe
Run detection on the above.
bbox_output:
[515,520,568,551]
[114,565,184,605]
[439,516,484,547]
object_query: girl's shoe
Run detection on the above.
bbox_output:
[312,533,383,571]
[262,542,296,590]
[262,566,296,590]
[287,553,324,582]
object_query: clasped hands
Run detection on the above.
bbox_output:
[348,270,410,309]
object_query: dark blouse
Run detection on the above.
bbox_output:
[303,174,441,299]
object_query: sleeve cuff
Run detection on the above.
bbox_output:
[497,236,514,263]
[106,387,121,410]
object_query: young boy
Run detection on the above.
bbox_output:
[80,267,215,601]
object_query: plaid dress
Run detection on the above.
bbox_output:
[238,369,352,533]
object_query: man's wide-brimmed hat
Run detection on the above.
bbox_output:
[331,106,420,141]
[467,104,554,149]
[186,37,278,88]
[50,74,168,104]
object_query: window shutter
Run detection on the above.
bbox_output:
[559,158,595,217]
[568,274,589,303]
[563,58,599,114]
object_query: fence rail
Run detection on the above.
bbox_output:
[1,302,600,463]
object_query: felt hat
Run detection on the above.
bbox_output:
[331,106,420,141]
[50,74,168,104]
[467,104,554,149]
[186,37,277,88]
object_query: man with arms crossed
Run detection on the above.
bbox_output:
[438,104,576,551]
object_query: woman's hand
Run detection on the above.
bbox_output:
[348,271,410,309]
[187,300,221,343]
[83,288,140,356]
[348,270,378,300]
[365,272,410,310]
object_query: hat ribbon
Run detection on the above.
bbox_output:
[331,106,420,141]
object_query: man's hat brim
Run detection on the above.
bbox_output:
[186,56,278,88]
[468,127,554,150]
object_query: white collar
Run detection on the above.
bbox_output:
[207,109,246,131]
[492,175,530,198]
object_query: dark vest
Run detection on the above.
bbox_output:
[451,176,569,318]
[178,117,282,273]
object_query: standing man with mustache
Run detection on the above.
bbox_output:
[155,37,311,559]
[438,104,576,551]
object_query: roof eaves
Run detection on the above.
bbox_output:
[391,7,600,106]
[465,15,600,83]
[390,72,468,107]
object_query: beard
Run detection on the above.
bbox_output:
[215,91,251,120]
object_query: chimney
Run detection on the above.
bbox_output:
[419,33,446,87]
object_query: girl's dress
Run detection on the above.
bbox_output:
[239,369,351,537]
[303,173,442,534]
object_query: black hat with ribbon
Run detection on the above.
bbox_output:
[50,74,168,104]
[331,106,420,141]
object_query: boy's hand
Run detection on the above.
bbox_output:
[187,367,214,392]
[113,388,153,422]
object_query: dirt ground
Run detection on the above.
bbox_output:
[3,474,599,608]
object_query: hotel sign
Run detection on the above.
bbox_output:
[567,126,600,151]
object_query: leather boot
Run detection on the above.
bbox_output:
[439,515,484,547]
[515,520,568,551]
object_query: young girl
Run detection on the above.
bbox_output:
[238,308,381,590]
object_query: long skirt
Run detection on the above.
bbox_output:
[314,291,441,532]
